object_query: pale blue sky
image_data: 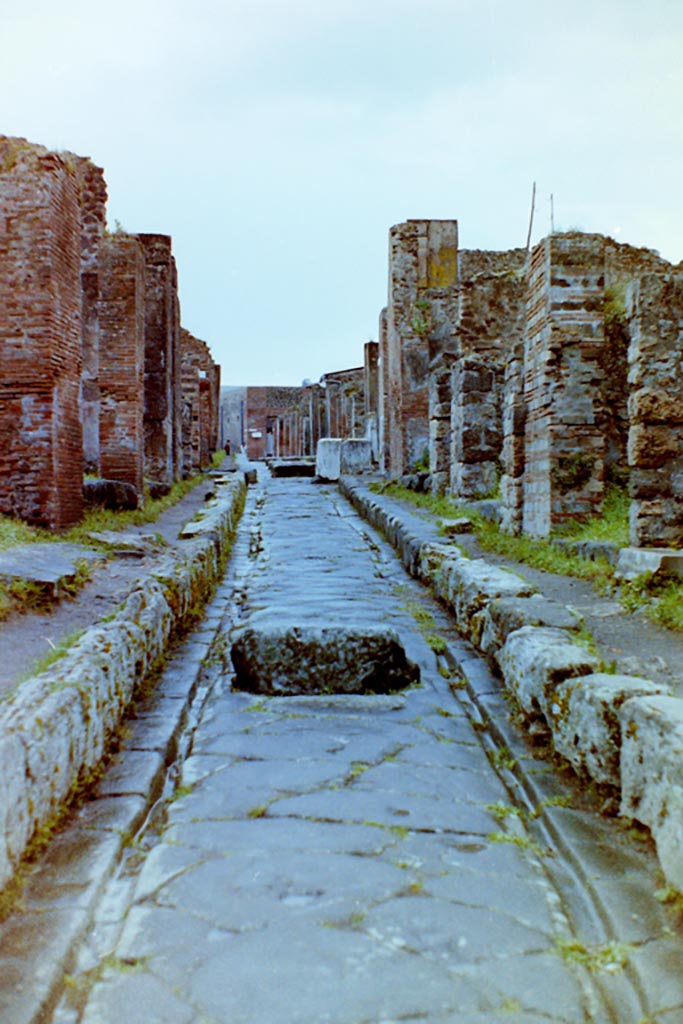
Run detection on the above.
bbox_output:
[2,0,682,384]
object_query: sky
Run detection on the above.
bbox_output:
[2,0,682,385]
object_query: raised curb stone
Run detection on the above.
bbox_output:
[620,694,683,890]
[551,673,670,786]
[0,475,245,892]
[497,626,600,720]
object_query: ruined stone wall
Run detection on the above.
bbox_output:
[74,157,107,473]
[138,234,181,489]
[98,234,146,493]
[627,273,683,546]
[0,138,83,529]
[386,220,458,476]
[522,234,606,537]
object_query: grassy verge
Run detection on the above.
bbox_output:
[371,481,614,584]
[370,480,683,634]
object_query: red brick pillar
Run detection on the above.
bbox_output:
[522,234,606,537]
[98,234,146,494]
[74,157,107,474]
[0,138,83,530]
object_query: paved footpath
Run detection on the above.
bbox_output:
[43,476,683,1023]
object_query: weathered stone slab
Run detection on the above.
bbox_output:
[551,674,669,786]
[497,626,599,719]
[231,626,419,696]
[340,438,373,474]
[620,695,683,889]
[479,594,583,660]
[0,544,100,589]
[315,438,342,481]
[615,547,683,581]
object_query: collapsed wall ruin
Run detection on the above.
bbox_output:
[0,136,221,530]
[379,218,683,547]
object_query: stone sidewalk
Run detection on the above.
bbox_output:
[40,476,683,1024]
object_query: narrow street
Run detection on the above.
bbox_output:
[13,474,683,1023]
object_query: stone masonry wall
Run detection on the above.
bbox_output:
[428,353,454,495]
[627,273,683,546]
[386,220,459,476]
[138,234,181,489]
[522,234,606,538]
[0,138,83,529]
[98,234,146,493]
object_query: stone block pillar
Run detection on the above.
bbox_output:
[386,219,458,476]
[522,234,606,537]
[138,234,181,489]
[499,347,526,533]
[98,234,146,494]
[428,353,454,495]
[450,356,501,498]
[627,273,683,546]
[0,138,83,530]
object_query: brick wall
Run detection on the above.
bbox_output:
[180,329,220,475]
[74,156,107,473]
[138,234,181,488]
[98,234,146,493]
[0,138,83,529]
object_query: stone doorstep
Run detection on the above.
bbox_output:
[616,547,683,581]
[341,479,683,890]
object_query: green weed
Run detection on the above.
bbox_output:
[19,629,85,681]
[552,937,632,973]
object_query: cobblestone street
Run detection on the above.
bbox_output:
[10,475,668,1024]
